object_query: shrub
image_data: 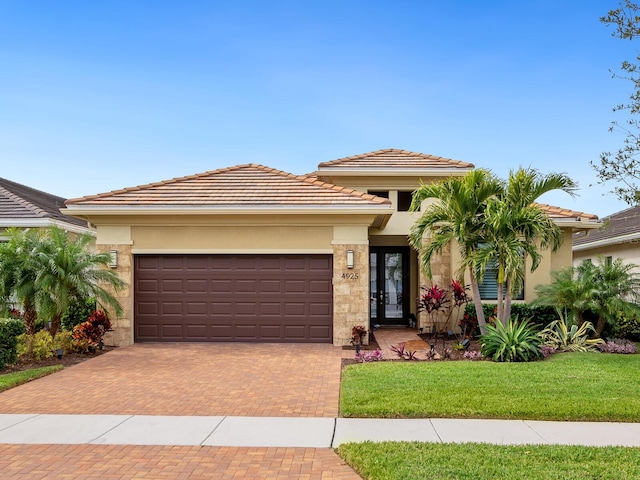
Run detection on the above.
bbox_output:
[612,313,640,341]
[0,318,26,368]
[540,344,557,359]
[598,338,638,354]
[390,342,419,360]
[61,297,97,331]
[539,318,603,352]
[72,310,112,347]
[355,349,384,363]
[479,318,542,362]
[17,330,54,360]
[464,303,556,331]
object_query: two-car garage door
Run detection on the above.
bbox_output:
[134,254,333,343]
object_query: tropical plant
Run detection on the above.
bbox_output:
[32,226,126,338]
[539,317,604,352]
[479,317,542,362]
[61,297,97,331]
[475,168,577,324]
[409,169,503,330]
[72,310,112,348]
[534,257,640,337]
[0,228,44,335]
[355,349,385,363]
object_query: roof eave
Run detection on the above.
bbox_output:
[315,168,472,178]
[573,231,640,251]
[0,218,93,235]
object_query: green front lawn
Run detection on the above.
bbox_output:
[0,365,63,392]
[340,352,640,421]
[337,442,640,480]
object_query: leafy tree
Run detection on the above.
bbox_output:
[409,169,503,330]
[477,168,577,324]
[34,226,126,338]
[534,257,640,337]
[592,1,640,205]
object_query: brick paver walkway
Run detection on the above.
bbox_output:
[0,343,343,417]
[0,445,361,479]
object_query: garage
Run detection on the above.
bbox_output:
[134,254,333,343]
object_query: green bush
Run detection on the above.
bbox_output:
[464,303,556,330]
[0,318,26,368]
[61,297,96,331]
[479,318,542,362]
[612,313,640,341]
[17,330,54,360]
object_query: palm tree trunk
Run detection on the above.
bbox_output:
[595,316,607,338]
[496,283,504,323]
[49,314,62,339]
[469,266,487,334]
[22,301,37,336]
[504,278,512,324]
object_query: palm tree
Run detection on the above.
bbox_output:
[34,226,126,338]
[0,228,43,334]
[536,258,640,337]
[478,168,578,324]
[409,169,503,330]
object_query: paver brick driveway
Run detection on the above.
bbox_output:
[0,343,345,417]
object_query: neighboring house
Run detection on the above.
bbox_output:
[0,177,91,239]
[573,205,640,270]
[63,149,600,346]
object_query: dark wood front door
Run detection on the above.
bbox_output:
[369,247,409,326]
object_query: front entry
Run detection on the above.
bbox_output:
[369,247,410,326]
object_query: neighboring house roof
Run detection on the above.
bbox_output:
[64,164,393,221]
[0,177,89,232]
[573,205,640,251]
[316,148,474,177]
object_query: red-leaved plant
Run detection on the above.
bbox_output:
[72,310,112,348]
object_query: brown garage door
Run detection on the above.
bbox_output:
[134,254,333,343]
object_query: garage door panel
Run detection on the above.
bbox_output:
[134,254,332,343]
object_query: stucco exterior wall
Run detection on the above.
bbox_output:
[574,242,640,273]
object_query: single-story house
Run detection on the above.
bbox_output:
[573,205,640,270]
[63,149,600,346]
[0,177,91,239]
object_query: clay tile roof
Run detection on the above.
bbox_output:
[0,177,88,228]
[535,203,599,221]
[65,164,392,208]
[317,148,474,170]
[573,205,640,246]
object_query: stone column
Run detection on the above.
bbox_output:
[417,237,453,332]
[332,243,369,346]
[96,244,133,346]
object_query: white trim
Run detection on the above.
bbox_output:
[0,218,93,235]
[63,205,393,216]
[573,232,640,251]
[131,248,334,254]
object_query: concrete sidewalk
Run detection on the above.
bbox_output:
[1,414,639,448]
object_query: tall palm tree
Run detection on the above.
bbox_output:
[409,169,503,330]
[0,228,43,334]
[475,168,577,324]
[34,226,126,338]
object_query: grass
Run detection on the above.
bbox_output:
[340,352,640,421]
[337,442,640,480]
[0,365,63,392]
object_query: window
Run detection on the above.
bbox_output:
[397,191,415,212]
[478,261,524,301]
[605,256,613,267]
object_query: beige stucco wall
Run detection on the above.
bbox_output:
[574,242,640,273]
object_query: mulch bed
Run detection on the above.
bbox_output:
[0,347,115,375]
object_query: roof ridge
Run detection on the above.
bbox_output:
[317,148,474,168]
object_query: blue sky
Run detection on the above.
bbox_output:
[0,1,636,217]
